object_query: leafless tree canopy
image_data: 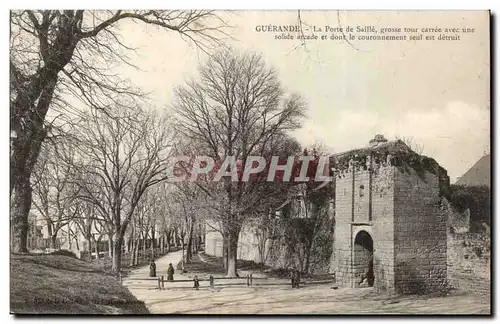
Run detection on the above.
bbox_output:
[173,48,306,276]
[10,9,231,253]
[71,106,173,273]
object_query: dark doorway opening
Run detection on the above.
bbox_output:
[353,230,374,287]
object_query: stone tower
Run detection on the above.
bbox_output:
[331,136,449,294]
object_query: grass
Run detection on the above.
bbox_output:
[10,253,149,314]
[179,253,266,277]
[91,247,181,276]
[182,252,335,281]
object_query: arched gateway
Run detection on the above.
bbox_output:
[353,230,374,287]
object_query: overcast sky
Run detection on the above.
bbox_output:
[113,10,489,182]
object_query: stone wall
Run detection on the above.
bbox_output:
[447,232,491,295]
[441,198,470,233]
[332,170,355,287]
[333,164,396,291]
[371,165,395,292]
[393,167,448,294]
[205,220,223,257]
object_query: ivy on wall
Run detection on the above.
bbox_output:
[331,140,451,199]
[449,184,490,232]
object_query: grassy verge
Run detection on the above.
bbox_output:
[182,252,334,281]
[10,253,149,314]
[181,253,267,277]
[90,248,179,276]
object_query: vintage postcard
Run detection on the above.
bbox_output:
[9,10,491,315]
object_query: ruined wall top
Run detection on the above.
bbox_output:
[329,135,451,197]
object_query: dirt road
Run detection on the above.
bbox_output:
[122,251,490,315]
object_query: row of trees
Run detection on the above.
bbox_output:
[29,105,205,272]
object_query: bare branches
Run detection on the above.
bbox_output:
[173,48,305,160]
[69,104,174,272]
[172,48,306,276]
[10,8,232,194]
[395,134,425,155]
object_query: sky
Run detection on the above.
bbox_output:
[109,10,489,182]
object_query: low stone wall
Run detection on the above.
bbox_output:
[447,232,491,295]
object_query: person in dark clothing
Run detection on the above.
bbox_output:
[193,275,200,290]
[359,259,374,287]
[294,269,301,289]
[366,259,374,286]
[167,263,175,281]
[290,268,300,289]
[149,260,156,277]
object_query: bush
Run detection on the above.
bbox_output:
[449,185,490,230]
[49,249,78,259]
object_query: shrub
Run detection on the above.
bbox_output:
[449,185,490,231]
[49,249,78,259]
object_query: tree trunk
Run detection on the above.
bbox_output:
[304,238,314,274]
[175,231,181,247]
[10,176,32,253]
[133,239,140,266]
[94,237,100,263]
[166,234,171,253]
[181,237,185,270]
[226,229,239,277]
[67,226,72,250]
[50,233,58,250]
[10,71,57,253]
[151,226,156,259]
[46,223,54,249]
[111,236,123,275]
[107,235,113,257]
[222,233,228,270]
[186,227,193,262]
[129,239,136,266]
[192,235,197,254]
[86,234,92,262]
[124,235,130,254]
[160,235,165,254]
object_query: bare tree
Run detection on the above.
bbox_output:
[395,135,425,155]
[74,105,173,274]
[31,139,81,249]
[173,48,305,276]
[10,9,230,252]
[128,188,156,266]
[170,182,207,263]
[73,199,99,262]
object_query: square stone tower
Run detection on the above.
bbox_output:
[331,136,449,294]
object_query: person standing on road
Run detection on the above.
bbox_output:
[149,259,156,277]
[294,268,301,289]
[290,267,300,289]
[167,263,175,281]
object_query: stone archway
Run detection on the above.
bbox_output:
[353,230,374,287]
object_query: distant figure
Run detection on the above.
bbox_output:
[193,275,200,290]
[167,263,175,281]
[290,268,301,289]
[149,260,156,278]
[358,259,374,287]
